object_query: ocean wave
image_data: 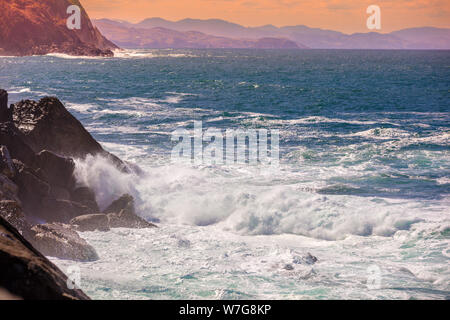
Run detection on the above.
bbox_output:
[45,53,107,60]
[72,155,447,241]
[66,102,99,113]
[113,49,199,59]
[86,125,143,134]
[73,155,140,210]
[8,87,31,94]
[94,108,147,118]
[7,86,50,97]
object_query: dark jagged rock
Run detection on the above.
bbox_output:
[292,253,318,265]
[30,223,98,262]
[50,186,71,201]
[71,187,100,213]
[0,146,15,178]
[0,88,154,269]
[0,0,118,57]
[107,209,157,229]
[0,216,90,299]
[104,194,157,229]
[0,89,12,122]
[12,159,93,223]
[0,91,130,224]
[40,198,94,223]
[35,150,76,189]
[70,214,110,232]
[13,160,50,215]
[103,194,135,214]
[0,173,20,204]
[13,98,105,158]
[0,122,36,167]
[12,97,128,171]
[283,264,294,271]
[0,200,33,240]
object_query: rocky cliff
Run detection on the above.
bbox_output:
[0,88,156,299]
[0,0,118,56]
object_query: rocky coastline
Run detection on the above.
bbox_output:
[0,88,156,299]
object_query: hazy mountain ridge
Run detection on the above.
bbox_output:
[93,19,305,49]
[95,17,450,49]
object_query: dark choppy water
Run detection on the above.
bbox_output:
[1,49,449,299]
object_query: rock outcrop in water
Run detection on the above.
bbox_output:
[31,223,99,262]
[71,194,157,231]
[0,90,11,122]
[70,214,111,232]
[104,194,157,229]
[0,89,152,225]
[12,98,124,166]
[0,88,158,298]
[0,0,118,57]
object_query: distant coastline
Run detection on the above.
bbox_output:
[1,0,449,58]
[94,18,450,50]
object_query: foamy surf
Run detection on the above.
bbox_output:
[45,53,107,60]
[3,48,448,300]
[113,49,199,59]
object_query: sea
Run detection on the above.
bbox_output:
[0,49,449,299]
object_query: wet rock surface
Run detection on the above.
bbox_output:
[0,90,11,122]
[71,187,100,213]
[0,200,33,240]
[30,223,99,262]
[70,214,110,232]
[0,216,90,300]
[0,172,20,204]
[104,194,157,229]
[0,145,15,178]
[0,88,156,299]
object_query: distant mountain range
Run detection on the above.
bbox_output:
[94,18,450,50]
[93,19,303,49]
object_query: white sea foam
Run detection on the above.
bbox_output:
[86,125,143,134]
[94,108,147,118]
[64,133,450,300]
[72,154,446,241]
[113,50,157,59]
[73,155,140,210]
[8,87,31,94]
[66,102,99,114]
[50,218,450,299]
[113,49,199,59]
[45,53,107,60]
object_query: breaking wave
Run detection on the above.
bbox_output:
[72,155,436,241]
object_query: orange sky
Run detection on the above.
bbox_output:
[81,0,450,34]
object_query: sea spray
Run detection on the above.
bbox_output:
[73,155,426,240]
[73,155,141,211]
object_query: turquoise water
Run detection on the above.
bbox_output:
[1,49,449,299]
